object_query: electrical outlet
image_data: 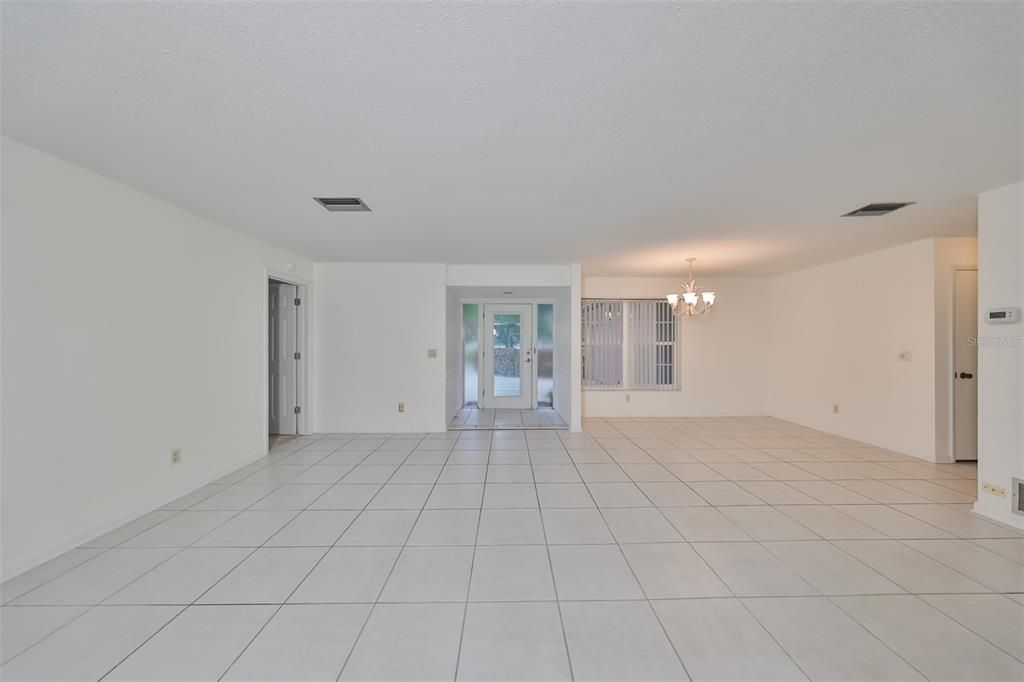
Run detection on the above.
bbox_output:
[625,394,630,402]
[171,448,181,465]
[427,348,438,358]
[832,404,839,414]
[983,482,1007,497]
[898,351,912,362]
[398,402,405,413]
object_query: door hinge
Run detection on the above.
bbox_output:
[294,406,301,414]
[293,351,301,360]
[294,298,301,306]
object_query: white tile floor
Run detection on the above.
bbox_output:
[2,416,1023,681]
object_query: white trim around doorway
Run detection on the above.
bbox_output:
[264,269,313,449]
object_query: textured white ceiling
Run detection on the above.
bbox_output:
[2,1,1021,275]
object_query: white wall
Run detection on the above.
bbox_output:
[569,264,583,431]
[446,264,572,288]
[445,286,464,423]
[975,181,1023,529]
[1,138,313,579]
[933,237,979,462]
[314,263,447,434]
[768,239,940,461]
[553,286,572,425]
[582,276,771,418]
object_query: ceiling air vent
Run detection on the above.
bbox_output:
[314,197,371,212]
[842,202,914,217]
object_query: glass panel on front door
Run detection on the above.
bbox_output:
[492,313,522,397]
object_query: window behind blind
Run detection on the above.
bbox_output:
[582,299,677,390]
[581,300,623,387]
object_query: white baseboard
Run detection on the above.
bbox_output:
[553,407,570,428]
[0,449,268,582]
[766,412,937,462]
[972,499,1024,531]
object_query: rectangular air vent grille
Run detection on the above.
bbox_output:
[314,197,371,212]
[842,202,914,217]
[1014,478,1024,516]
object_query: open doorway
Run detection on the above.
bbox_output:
[448,288,567,429]
[268,277,307,444]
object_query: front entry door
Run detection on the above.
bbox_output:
[482,304,534,409]
[953,269,978,461]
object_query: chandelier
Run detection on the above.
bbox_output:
[666,258,717,317]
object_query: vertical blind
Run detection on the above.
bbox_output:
[582,299,677,390]
[581,300,623,387]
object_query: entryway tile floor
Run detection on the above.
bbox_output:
[450,406,566,429]
[3,417,1022,681]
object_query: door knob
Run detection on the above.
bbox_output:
[959,372,974,379]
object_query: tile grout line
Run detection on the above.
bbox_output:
[909,592,1024,665]
[334,432,450,682]
[451,430,490,681]
[529,433,577,682]
[95,432,371,680]
[609,437,709,677]
[209,432,399,680]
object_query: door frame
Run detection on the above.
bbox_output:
[951,267,979,462]
[265,271,312,447]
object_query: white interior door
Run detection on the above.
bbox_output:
[482,304,534,409]
[953,269,978,461]
[269,282,298,434]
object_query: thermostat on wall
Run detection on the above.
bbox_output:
[986,307,1021,324]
